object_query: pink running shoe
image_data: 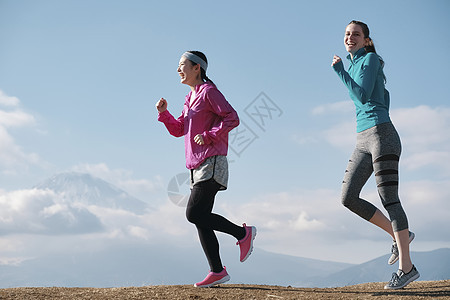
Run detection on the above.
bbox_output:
[194,267,230,288]
[236,223,257,262]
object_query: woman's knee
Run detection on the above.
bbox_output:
[384,202,408,232]
[186,207,200,224]
[341,188,356,209]
[341,191,377,221]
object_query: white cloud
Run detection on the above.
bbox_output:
[0,173,448,265]
[0,90,20,107]
[392,105,450,151]
[313,103,450,175]
[0,110,35,128]
[402,151,450,174]
[322,121,355,152]
[127,225,150,240]
[0,90,43,175]
[311,101,353,116]
[0,188,103,235]
[229,189,341,231]
[392,105,450,174]
[0,178,190,243]
[217,189,351,260]
[4,198,196,272]
[213,175,450,263]
[0,256,30,266]
[400,179,450,231]
[289,211,325,231]
[0,126,39,170]
[291,133,318,145]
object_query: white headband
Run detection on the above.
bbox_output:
[182,52,208,71]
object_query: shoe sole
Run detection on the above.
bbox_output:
[240,227,257,263]
[388,232,415,265]
[384,272,420,290]
[194,274,230,288]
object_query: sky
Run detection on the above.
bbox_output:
[0,0,450,273]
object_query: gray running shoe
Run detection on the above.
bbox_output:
[388,231,415,265]
[384,265,420,290]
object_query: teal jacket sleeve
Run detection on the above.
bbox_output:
[332,53,381,104]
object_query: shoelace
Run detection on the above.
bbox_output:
[236,236,247,245]
[236,224,248,245]
[391,243,398,255]
[389,272,400,285]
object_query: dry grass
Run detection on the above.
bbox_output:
[0,280,449,299]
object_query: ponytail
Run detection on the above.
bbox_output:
[365,37,376,54]
[201,68,215,86]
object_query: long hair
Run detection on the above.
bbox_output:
[349,20,386,82]
[186,51,215,85]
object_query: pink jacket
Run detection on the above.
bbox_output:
[158,82,239,170]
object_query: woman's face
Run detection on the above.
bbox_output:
[177,56,200,86]
[344,24,369,56]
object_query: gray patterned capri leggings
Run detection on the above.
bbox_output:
[341,122,409,232]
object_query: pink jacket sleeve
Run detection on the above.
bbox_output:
[202,88,239,145]
[157,109,186,138]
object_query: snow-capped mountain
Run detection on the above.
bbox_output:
[34,172,150,214]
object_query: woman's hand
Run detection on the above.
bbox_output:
[194,134,204,145]
[156,98,167,113]
[332,55,342,66]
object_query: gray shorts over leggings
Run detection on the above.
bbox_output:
[341,122,408,232]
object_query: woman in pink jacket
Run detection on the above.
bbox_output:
[156,51,256,288]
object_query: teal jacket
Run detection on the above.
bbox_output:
[333,47,391,132]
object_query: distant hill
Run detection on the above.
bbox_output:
[0,242,352,288]
[307,248,450,287]
[0,242,448,288]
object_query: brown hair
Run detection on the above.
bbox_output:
[348,20,386,82]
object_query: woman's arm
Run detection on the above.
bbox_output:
[332,53,381,104]
[156,98,185,137]
[201,88,239,145]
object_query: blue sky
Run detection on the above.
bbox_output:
[0,0,450,270]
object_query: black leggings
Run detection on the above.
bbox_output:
[186,179,245,273]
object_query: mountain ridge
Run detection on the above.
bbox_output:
[1,242,448,288]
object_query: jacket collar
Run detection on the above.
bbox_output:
[347,47,366,63]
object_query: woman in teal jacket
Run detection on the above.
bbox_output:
[332,21,419,290]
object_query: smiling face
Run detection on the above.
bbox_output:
[177,56,201,86]
[344,23,370,57]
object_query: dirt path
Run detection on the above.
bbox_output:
[0,280,449,299]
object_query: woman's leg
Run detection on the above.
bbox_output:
[186,179,245,273]
[371,123,412,272]
[342,145,396,239]
[341,148,378,221]
[373,154,412,271]
[394,229,413,272]
[369,209,395,240]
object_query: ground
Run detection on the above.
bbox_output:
[0,280,449,299]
